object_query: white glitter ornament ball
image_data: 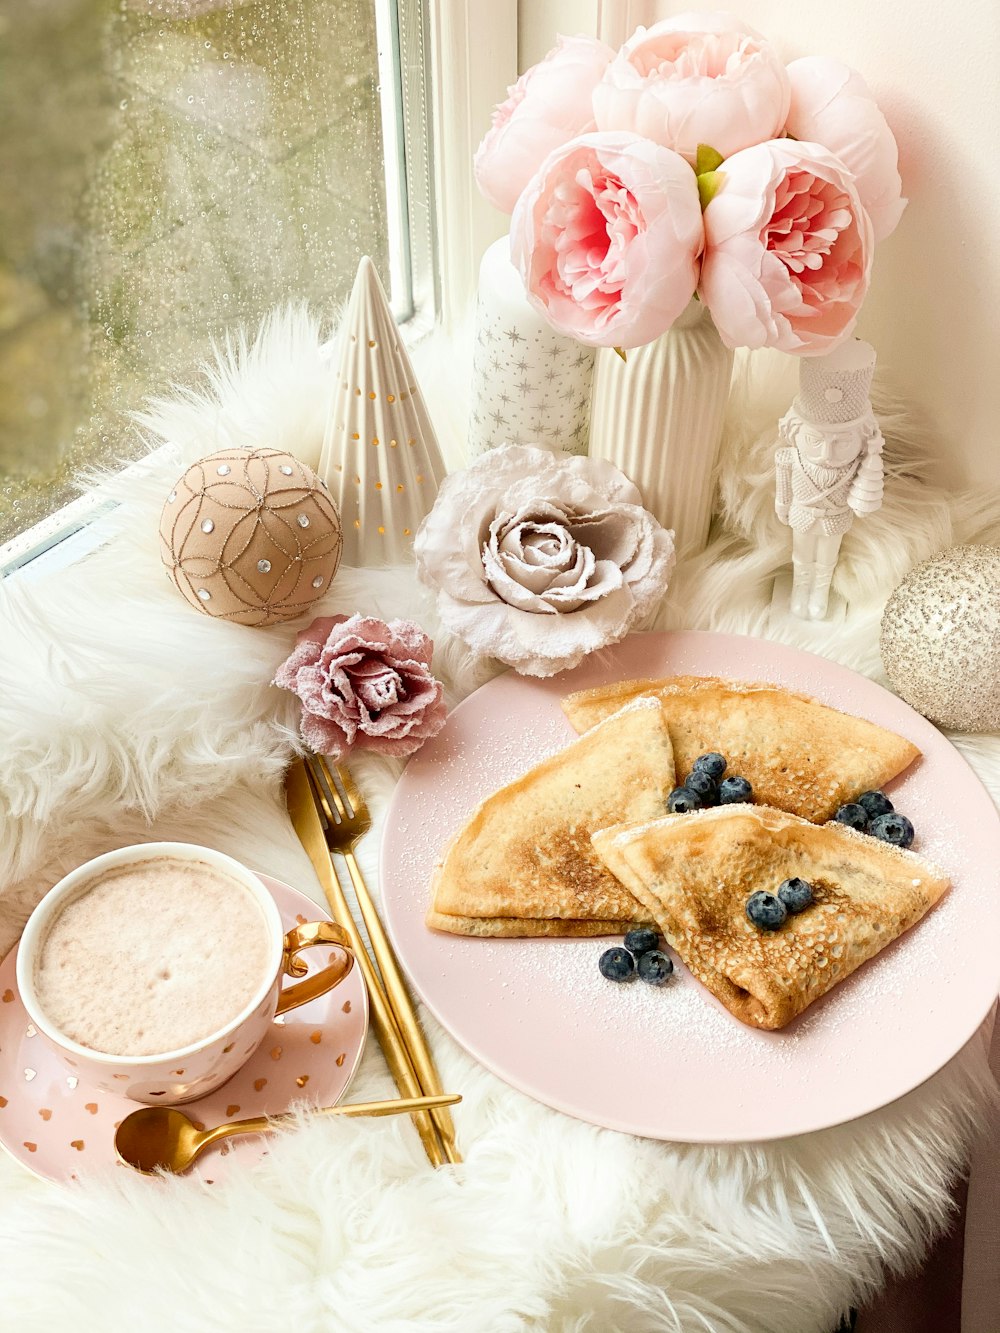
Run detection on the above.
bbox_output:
[880,544,1000,732]
[159,447,343,626]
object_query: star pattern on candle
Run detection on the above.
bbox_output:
[469,305,595,457]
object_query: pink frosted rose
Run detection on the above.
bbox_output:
[510,131,703,349]
[699,138,873,355]
[785,57,906,243]
[273,614,447,759]
[593,13,790,165]
[474,35,616,215]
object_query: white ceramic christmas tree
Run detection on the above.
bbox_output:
[319,257,447,565]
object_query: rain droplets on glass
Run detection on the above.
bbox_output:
[1,0,390,543]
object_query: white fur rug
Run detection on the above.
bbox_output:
[1,308,999,1333]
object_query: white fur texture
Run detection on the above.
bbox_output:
[0,310,998,1333]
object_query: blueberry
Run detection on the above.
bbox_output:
[598,947,635,982]
[834,802,869,832]
[745,891,788,931]
[858,790,894,819]
[636,949,674,986]
[777,877,814,913]
[667,786,703,813]
[684,769,718,803]
[693,752,727,780]
[718,775,753,805]
[870,812,915,848]
[624,927,659,955]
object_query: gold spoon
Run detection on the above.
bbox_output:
[115,1092,462,1175]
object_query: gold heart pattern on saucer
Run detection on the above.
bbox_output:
[0,876,368,1183]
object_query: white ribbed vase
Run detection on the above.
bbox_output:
[588,300,734,559]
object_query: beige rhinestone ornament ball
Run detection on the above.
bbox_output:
[159,447,343,626]
[880,544,1000,732]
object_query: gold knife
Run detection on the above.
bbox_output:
[284,760,447,1167]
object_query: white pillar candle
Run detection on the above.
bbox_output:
[467,237,595,459]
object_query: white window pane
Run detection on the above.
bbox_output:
[0,0,391,544]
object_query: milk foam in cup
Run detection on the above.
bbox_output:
[16,843,354,1104]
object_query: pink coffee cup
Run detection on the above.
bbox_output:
[16,842,354,1104]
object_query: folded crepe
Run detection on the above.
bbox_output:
[591,804,949,1030]
[427,697,675,937]
[563,674,920,823]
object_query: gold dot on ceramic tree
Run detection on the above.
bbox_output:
[351,432,360,440]
[387,394,396,404]
[368,391,377,400]
[407,437,415,446]
[354,519,360,528]
[403,527,411,536]
[375,482,383,491]
[396,484,404,492]
[390,439,398,447]
[368,340,376,348]
[378,525,385,534]
[372,437,380,446]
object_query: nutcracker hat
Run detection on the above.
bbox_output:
[794,339,877,426]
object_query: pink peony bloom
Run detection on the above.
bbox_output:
[785,56,906,243]
[699,138,873,355]
[510,131,703,349]
[474,35,615,215]
[273,614,447,759]
[413,445,675,678]
[593,13,790,166]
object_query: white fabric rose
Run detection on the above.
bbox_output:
[414,445,675,677]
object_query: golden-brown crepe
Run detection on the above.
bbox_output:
[591,804,949,1030]
[562,674,920,823]
[426,697,675,937]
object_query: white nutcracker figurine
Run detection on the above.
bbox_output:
[774,339,885,620]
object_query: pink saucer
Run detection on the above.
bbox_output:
[0,874,368,1182]
[381,630,1000,1143]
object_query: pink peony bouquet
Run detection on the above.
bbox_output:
[476,13,904,354]
[274,614,447,759]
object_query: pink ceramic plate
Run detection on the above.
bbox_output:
[0,875,368,1182]
[380,631,1000,1143]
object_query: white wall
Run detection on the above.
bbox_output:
[518,0,1000,491]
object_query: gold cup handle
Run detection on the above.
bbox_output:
[275,920,355,1015]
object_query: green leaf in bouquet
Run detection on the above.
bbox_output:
[695,144,724,175]
[697,170,724,211]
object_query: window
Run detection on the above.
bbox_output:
[0,0,523,575]
[0,0,440,559]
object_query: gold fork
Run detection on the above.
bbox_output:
[285,760,446,1168]
[306,755,462,1166]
